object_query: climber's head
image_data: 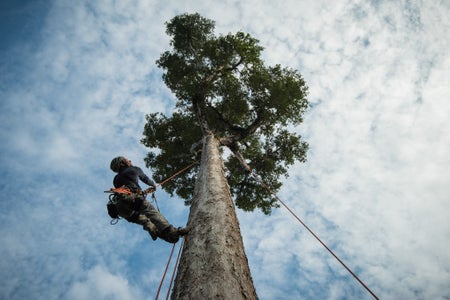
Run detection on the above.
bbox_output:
[110,156,132,173]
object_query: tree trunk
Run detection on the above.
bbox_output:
[171,133,258,300]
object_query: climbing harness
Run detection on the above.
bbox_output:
[104,186,156,225]
[106,185,156,196]
[227,147,380,300]
[104,160,198,224]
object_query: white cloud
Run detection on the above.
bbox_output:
[65,266,143,300]
[0,0,449,300]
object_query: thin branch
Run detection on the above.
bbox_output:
[209,105,243,132]
[190,139,203,154]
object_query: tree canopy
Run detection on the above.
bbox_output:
[142,13,308,214]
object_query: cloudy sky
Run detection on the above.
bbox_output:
[1,0,449,299]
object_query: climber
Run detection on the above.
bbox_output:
[109,156,188,243]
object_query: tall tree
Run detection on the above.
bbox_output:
[142,13,308,299]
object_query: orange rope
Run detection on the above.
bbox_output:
[229,148,379,300]
[156,161,198,188]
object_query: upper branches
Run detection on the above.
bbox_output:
[143,13,309,214]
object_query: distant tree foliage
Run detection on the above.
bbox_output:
[142,13,308,214]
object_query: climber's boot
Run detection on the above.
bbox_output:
[159,225,180,243]
[177,227,189,236]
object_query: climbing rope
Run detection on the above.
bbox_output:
[155,243,177,300]
[150,161,198,212]
[154,238,185,300]
[151,192,161,212]
[166,238,185,300]
[155,161,199,188]
[228,148,380,300]
[152,162,195,299]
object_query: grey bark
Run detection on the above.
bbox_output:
[171,133,258,300]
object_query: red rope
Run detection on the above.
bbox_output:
[230,150,379,300]
[166,237,185,300]
[153,162,196,299]
[155,243,176,300]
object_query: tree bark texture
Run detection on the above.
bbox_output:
[171,134,258,300]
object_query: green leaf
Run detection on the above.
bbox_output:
[142,13,309,214]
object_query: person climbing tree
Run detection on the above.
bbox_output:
[109,156,188,243]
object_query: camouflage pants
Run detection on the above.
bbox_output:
[114,194,171,234]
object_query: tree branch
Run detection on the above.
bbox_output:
[209,105,243,132]
[222,55,243,73]
[190,138,203,154]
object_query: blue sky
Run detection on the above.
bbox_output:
[1,0,449,299]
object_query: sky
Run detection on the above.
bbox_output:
[0,0,449,299]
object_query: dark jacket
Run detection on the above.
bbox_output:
[113,166,155,192]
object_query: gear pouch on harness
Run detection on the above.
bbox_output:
[107,198,119,219]
[105,188,144,225]
[105,186,134,222]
